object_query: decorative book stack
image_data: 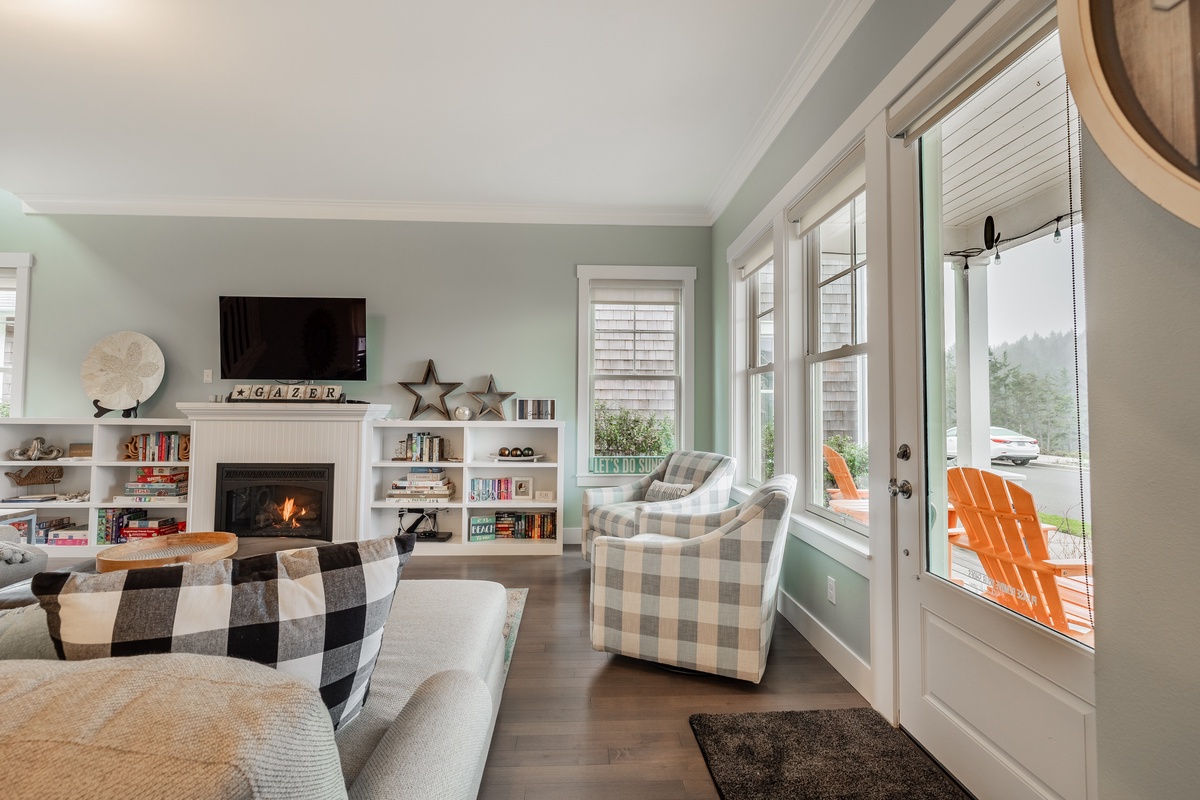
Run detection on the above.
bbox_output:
[385,467,455,504]
[114,465,189,504]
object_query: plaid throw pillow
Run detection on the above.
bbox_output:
[32,532,415,730]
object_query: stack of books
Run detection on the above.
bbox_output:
[36,516,85,545]
[385,467,455,504]
[115,466,189,504]
[123,517,181,539]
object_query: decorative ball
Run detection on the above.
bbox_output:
[498,447,510,457]
[521,447,535,457]
[511,445,523,456]
[454,406,472,421]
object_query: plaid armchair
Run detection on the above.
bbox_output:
[589,475,796,683]
[580,450,736,562]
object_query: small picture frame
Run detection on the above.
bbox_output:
[512,476,533,501]
[67,442,92,459]
[534,489,555,503]
[516,398,556,420]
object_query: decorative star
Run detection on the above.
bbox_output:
[398,360,462,419]
[467,374,515,420]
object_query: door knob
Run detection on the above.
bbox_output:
[888,478,913,499]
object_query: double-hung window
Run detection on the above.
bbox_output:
[798,188,868,529]
[576,265,695,483]
[735,231,776,485]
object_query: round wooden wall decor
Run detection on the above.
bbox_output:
[1059,0,1200,227]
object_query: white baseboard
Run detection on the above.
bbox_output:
[777,590,874,704]
[564,526,582,546]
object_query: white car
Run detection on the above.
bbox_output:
[946,426,1040,467]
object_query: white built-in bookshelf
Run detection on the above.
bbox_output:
[0,410,564,558]
[368,419,564,556]
[0,418,191,556]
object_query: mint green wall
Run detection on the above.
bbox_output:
[780,538,870,661]
[0,190,711,527]
[709,0,954,666]
[1081,133,1200,799]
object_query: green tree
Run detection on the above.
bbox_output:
[593,402,675,456]
[761,419,775,480]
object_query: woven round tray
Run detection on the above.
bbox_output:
[96,532,238,573]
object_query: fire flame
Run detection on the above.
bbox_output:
[279,497,305,528]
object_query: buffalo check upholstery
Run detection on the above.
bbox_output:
[32,532,416,730]
[590,475,795,683]
[581,450,736,561]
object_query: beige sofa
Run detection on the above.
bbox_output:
[0,578,511,800]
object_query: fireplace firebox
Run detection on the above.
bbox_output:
[216,463,334,540]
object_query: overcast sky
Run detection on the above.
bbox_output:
[941,224,1085,348]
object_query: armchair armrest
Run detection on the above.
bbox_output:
[638,505,741,539]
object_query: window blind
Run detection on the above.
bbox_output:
[886,1,1056,144]
[788,141,866,238]
[589,279,682,306]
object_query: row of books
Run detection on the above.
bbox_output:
[96,509,187,544]
[468,478,528,502]
[468,512,557,540]
[124,431,188,462]
[393,432,449,463]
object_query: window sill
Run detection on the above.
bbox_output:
[577,474,639,488]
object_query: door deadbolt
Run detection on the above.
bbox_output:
[888,478,913,499]
[896,443,911,461]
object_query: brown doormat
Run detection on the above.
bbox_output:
[689,708,971,800]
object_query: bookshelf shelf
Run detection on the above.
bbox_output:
[367,419,564,556]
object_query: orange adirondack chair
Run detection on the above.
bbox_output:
[823,444,867,501]
[823,444,869,524]
[946,467,1092,643]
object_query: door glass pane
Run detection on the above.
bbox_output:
[919,31,1093,646]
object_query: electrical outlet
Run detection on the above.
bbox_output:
[827,576,836,604]
[203,369,213,383]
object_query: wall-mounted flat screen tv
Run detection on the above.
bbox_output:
[219,296,367,381]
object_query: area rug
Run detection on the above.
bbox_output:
[502,588,527,672]
[689,707,969,800]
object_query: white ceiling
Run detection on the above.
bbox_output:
[0,0,872,225]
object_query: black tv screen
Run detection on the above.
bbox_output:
[219,296,367,381]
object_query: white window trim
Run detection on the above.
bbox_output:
[576,265,696,487]
[0,254,33,417]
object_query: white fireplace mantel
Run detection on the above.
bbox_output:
[178,402,391,541]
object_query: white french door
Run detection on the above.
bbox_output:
[887,26,1098,800]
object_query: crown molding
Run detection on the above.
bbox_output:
[16,194,714,227]
[705,0,877,221]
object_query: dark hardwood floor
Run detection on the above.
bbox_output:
[403,550,868,800]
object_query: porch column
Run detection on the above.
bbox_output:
[953,258,991,467]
